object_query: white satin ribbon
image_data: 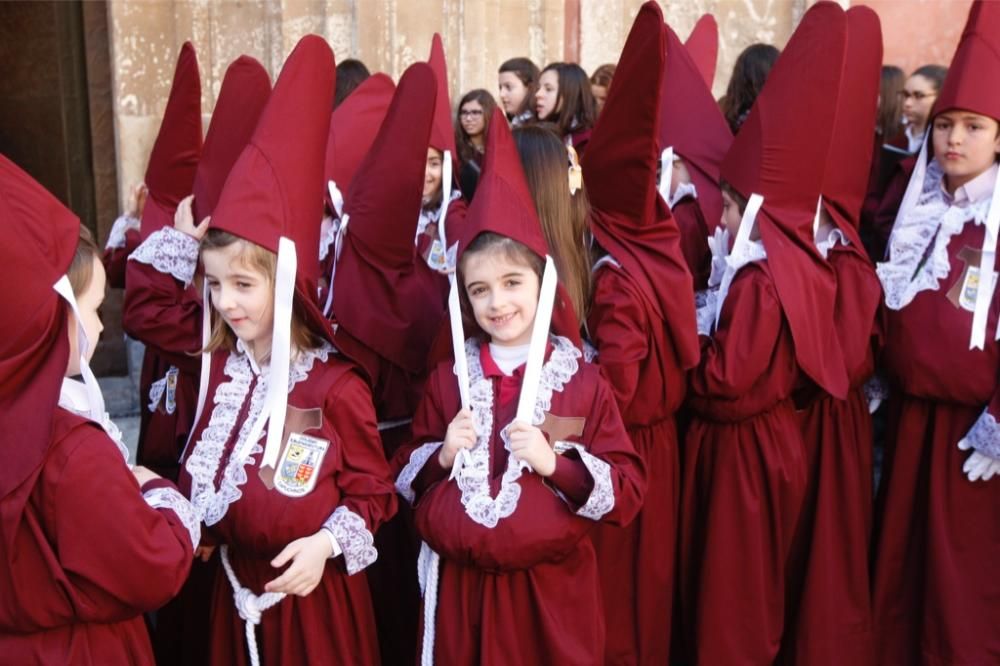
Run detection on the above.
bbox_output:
[658,146,674,205]
[53,275,106,423]
[181,279,212,461]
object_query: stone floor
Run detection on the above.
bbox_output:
[98,374,141,461]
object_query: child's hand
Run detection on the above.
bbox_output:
[132,465,161,486]
[439,408,476,469]
[508,421,556,476]
[173,194,211,240]
[128,182,148,220]
[265,531,333,597]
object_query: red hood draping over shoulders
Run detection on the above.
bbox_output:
[0,156,78,542]
[456,107,582,348]
[584,0,699,369]
[660,21,731,233]
[931,0,1000,124]
[331,62,440,378]
[323,73,395,213]
[822,6,882,257]
[209,35,335,345]
[191,55,271,223]
[719,0,849,399]
[684,14,718,90]
[140,42,202,241]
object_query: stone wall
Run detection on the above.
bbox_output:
[107,0,816,210]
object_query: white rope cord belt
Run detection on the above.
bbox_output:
[417,542,442,666]
[220,545,286,666]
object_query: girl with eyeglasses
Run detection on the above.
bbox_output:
[455,89,497,200]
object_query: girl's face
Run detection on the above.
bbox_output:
[498,72,527,115]
[535,70,560,120]
[591,84,608,114]
[901,74,938,131]
[424,147,443,201]
[67,256,106,376]
[933,109,1000,192]
[463,250,540,347]
[202,243,274,360]
[460,100,486,138]
[670,158,691,197]
[720,189,744,243]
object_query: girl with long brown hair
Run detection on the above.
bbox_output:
[535,62,598,154]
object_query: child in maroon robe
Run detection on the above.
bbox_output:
[785,8,884,665]
[394,108,644,665]
[580,5,700,664]
[0,156,199,665]
[872,2,1000,662]
[126,37,395,665]
[681,4,850,662]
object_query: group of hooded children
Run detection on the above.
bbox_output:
[1,1,998,664]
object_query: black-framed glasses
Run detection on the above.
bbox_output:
[460,109,484,117]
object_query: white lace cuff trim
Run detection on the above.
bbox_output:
[553,442,615,521]
[959,408,1000,459]
[582,340,599,363]
[322,506,377,575]
[695,289,718,336]
[318,215,338,262]
[395,441,443,505]
[144,486,201,552]
[105,214,140,250]
[129,227,200,286]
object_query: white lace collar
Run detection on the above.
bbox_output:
[59,378,130,464]
[714,238,767,329]
[877,159,993,310]
[416,189,463,239]
[185,342,333,526]
[457,335,581,528]
[669,181,698,209]
[319,215,339,262]
[816,227,849,260]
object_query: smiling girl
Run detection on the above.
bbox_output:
[394,109,643,664]
[125,37,395,665]
[872,2,1000,663]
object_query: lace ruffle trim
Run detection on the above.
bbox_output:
[396,441,443,505]
[129,227,200,286]
[960,408,1000,460]
[323,505,378,575]
[144,486,201,552]
[105,214,139,250]
[456,335,582,528]
[552,441,616,520]
[185,344,333,526]
[877,160,991,310]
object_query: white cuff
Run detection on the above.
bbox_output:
[129,227,200,286]
[322,506,376,575]
[144,486,201,553]
[395,441,443,505]
[105,214,140,250]
[551,442,616,521]
[959,408,1000,459]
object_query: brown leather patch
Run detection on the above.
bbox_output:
[540,411,585,448]
[259,406,324,489]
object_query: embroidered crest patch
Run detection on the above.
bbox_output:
[947,246,998,312]
[275,432,330,498]
[164,367,179,414]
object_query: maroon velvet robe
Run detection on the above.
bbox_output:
[679,262,806,664]
[873,217,1000,665]
[0,410,194,664]
[787,244,882,666]
[673,196,712,291]
[103,227,140,290]
[586,264,687,665]
[395,339,645,665]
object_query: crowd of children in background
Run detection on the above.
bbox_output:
[2,1,999,664]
